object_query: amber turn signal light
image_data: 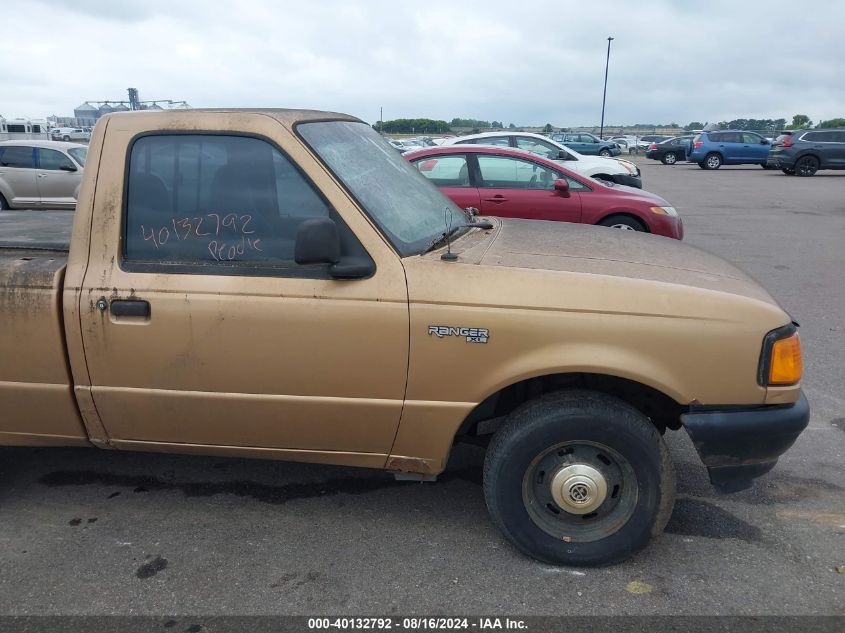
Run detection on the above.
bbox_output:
[768,332,802,385]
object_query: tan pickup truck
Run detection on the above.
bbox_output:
[0,109,809,566]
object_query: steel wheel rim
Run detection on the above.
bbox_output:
[707,155,720,168]
[609,223,635,230]
[522,440,638,543]
[665,153,677,164]
[600,150,611,157]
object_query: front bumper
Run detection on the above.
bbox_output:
[612,173,642,188]
[680,392,809,492]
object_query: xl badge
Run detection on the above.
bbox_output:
[428,325,490,344]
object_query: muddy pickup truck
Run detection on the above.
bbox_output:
[0,109,809,566]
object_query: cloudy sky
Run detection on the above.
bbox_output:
[2,0,843,127]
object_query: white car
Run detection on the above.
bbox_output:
[444,131,642,188]
[50,127,90,142]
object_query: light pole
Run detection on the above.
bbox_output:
[599,36,614,140]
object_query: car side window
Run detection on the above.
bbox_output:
[515,137,560,160]
[123,134,337,272]
[477,155,563,190]
[480,136,510,147]
[38,148,76,171]
[720,132,741,143]
[0,146,35,168]
[412,155,470,187]
[742,133,762,144]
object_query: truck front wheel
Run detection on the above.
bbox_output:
[482,390,675,566]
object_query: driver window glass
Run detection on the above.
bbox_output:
[123,134,333,269]
[38,149,76,170]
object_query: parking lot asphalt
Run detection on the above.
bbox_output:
[0,158,843,616]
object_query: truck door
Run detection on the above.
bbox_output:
[78,114,409,461]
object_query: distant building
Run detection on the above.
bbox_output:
[73,102,98,126]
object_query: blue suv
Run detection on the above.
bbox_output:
[688,131,772,169]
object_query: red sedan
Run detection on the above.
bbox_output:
[405,146,683,239]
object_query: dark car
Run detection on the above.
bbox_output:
[767,129,845,176]
[550,132,621,157]
[646,136,694,165]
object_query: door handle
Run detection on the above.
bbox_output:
[109,299,151,318]
[484,196,509,203]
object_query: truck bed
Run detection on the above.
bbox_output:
[0,210,88,445]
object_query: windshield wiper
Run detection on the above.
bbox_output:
[421,219,494,256]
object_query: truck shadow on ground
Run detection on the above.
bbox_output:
[2,442,840,549]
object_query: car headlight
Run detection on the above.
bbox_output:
[615,159,637,175]
[758,324,803,386]
[649,206,678,217]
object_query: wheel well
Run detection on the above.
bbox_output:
[705,151,723,159]
[455,373,685,445]
[597,212,650,232]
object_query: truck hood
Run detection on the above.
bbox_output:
[453,218,779,305]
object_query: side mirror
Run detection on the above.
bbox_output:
[761,139,769,144]
[554,179,570,196]
[294,218,340,265]
[294,217,375,280]
[59,164,77,172]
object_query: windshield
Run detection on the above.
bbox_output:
[298,121,468,256]
[68,147,87,167]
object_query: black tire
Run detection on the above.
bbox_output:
[62,135,71,141]
[661,152,678,165]
[795,155,819,177]
[701,152,722,170]
[0,193,8,211]
[599,149,612,157]
[761,163,775,169]
[598,214,646,232]
[483,390,675,566]
[781,168,796,176]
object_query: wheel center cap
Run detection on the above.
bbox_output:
[550,464,608,515]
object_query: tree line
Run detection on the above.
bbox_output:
[374,114,845,135]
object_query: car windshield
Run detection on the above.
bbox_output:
[68,147,87,166]
[298,120,469,256]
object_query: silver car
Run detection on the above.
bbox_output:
[0,140,87,210]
